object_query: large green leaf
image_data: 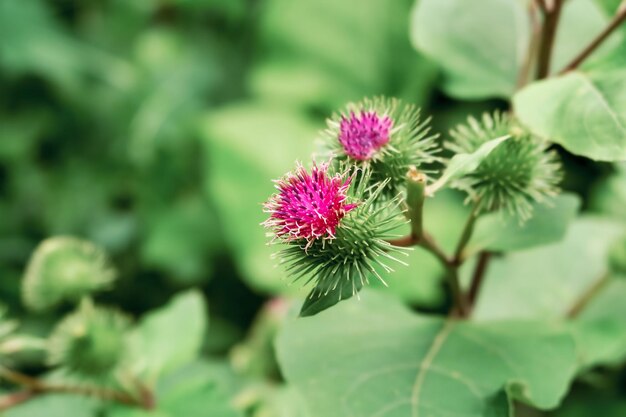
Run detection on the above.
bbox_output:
[591,164,626,222]
[513,69,626,161]
[411,0,529,98]
[410,0,614,99]
[466,193,580,255]
[4,395,98,417]
[107,361,243,417]
[249,386,311,417]
[471,215,626,369]
[572,279,626,368]
[550,391,626,417]
[141,196,218,285]
[127,28,215,165]
[259,0,437,108]
[276,291,577,417]
[130,290,207,380]
[473,218,624,320]
[199,103,317,295]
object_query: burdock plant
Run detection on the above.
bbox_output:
[264,96,564,317]
[263,162,406,315]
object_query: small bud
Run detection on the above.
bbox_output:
[22,237,116,312]
[447,111,562,220]
[47,299,130,377]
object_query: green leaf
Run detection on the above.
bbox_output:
[428,135,510,195]
[249,386,311,417]
[593,0,624,15]
[299,276,362,317]
[410,0,615,99]
[0,0,137,97]
[276,291,577,417]
[127,28,215,165]
[411,0,529,99]
[513,69,626,161]
[572,279,626,368]
[551,0,623,70]
[466,193,580,255]
[130,290,207,380]
[259,0,437,108]
[107,361,243,417]
[0,0,85,91]
[591,165,626,221]
[141,197,218,285]
[4,394,98,417]
[473,218,625,320]
[551,390,626,417]
[157,361,242,417]
[199,103,317,295]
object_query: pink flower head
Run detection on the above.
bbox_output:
[339,111,393,160]
[264,164,357,245]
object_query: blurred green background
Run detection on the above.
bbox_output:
[0,0,452,343]
[1,0,625,415]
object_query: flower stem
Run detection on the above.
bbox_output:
[387,167,471,317]
[517,0,542,89]
[417,232,452,267]
[0,367,41,388]
[467,251,492,309]
[0,390,36,410]
[535,0,564,79]
[559,1,626,74]
[0,366,154,411]
[567,272,611,319]
[452,203,480,265]
[534,0,547,13]
[386,235,416,247]
[406,166,426,239]
[445,267,469,318]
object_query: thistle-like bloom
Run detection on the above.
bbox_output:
[320,97,439,197]
[264,164,406,316]
[339,111,392,160]
[263,163,356,246]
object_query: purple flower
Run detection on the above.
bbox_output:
[263,164,357,246]
[339,111,393,160]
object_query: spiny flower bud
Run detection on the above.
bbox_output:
[263,163,357,247]
[447,111,562,220]
[47,299,130,377]
[320,96,439,197]
[22,237,116,312]
[263,163,406,316]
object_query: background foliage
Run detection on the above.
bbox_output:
[1,0,625,416]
